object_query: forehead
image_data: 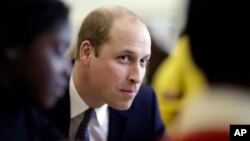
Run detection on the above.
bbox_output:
[101,18,151,55]
[112,17,150,41]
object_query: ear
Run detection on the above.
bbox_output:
[79,40,94,65]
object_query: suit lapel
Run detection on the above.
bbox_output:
[108,107,128,141]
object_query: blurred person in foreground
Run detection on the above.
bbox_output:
[47,6,166,141]
[0,0,72,141]
[170,0,250,141]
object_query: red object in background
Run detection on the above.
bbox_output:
[171,132,229,141]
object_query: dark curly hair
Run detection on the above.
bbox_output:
[0,0,69,51]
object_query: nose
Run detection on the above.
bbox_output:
[128,62,144,84]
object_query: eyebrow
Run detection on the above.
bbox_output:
[117,49,151,59]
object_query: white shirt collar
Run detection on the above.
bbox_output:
[69,75,108,126]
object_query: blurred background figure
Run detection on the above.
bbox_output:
[145,30,169,85]
[0,0,71,140]
[152,31,207,134]
[151,0,207,134]
[170,0,250,141]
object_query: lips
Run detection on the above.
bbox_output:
[121,89,133,92]
[120,88,138,95]
[120,85,139,92]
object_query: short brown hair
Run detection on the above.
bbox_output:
[72,6,141,59]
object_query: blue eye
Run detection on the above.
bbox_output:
[118,55,130,64]
[140,59,149,67]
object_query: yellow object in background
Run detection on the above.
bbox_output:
[152,35,207,133]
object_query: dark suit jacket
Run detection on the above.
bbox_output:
[0,106,66,141]
[46,84,166,141]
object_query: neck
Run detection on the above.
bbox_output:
[72,61,105,108]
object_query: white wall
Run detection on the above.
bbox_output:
[62,0,188,52]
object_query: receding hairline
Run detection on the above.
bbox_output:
[98,6,149,47]
[69,5,146,59]
[95,6,143,23]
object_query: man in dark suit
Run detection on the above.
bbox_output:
[48,6,166,141]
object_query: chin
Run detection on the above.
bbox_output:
[39,98,57,109]
[113,102,133,111]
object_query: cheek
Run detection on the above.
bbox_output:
[99,62,127,81]
[50,59,62,77]
[44,55,69,84]
[90,60,127,89]
[34,57,59,92]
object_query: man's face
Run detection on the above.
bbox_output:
[21,21,72,109]
[88,19,151,110]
